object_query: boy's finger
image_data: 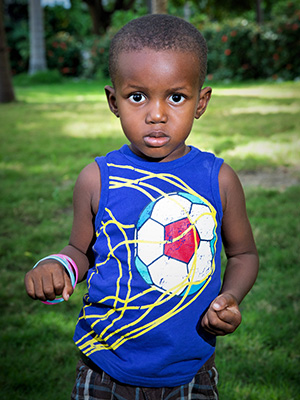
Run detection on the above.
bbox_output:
[52,267,66,296]
[202,317,232,336]
[212,293,238,311]
[34,277,48,301]
[211,295,228,311]
[42,273,58,300]
[24,274,36,299]
[201,305,241,336]
[62,272,74,301]
[201,308,224,333]
[216,308,242,326]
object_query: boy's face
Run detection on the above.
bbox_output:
[105,49,211,162]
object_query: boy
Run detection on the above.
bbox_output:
[25,14,259,400]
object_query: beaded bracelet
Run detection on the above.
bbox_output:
[32,254,78,305]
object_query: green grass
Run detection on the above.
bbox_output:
[1,79,299,399]
[191,81,300,170]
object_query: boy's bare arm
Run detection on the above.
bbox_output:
[25,162,100,302]
[201,163,259,336]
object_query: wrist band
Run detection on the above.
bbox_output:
[57,254,78,287]
[32,254,78,305]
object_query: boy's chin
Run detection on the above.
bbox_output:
[130,144,189,163]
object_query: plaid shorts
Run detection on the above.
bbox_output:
[71,353,219,400]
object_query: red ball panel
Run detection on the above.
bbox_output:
[164,218,200,264]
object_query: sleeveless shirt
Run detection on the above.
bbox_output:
[73,145,224,387]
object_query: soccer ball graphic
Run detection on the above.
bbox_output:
[134,192,216,296]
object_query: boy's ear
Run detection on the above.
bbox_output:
[105,85,119,117]
[195,87,212,119]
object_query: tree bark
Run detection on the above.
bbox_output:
[83,0,136,35]
[83,0,104,35]
[0,0,15,103]
[151,0,168,14]
[256,0,264,25]
[29,0,47,75]
[146,0,152,13]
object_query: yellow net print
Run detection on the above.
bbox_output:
[76,164,218,357]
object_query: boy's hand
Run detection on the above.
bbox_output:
[201,293,242,336]
[24,261,74,302]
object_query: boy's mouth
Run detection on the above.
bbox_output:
[144,132,170,147]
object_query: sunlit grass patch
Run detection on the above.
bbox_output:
[226,135,300,167]
[14,79,109,104]
[190,81,300,171]
[211,81,300,99]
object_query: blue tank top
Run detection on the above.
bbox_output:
[73,145,224,387]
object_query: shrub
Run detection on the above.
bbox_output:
[81,34,112,79]
[46,32,83,77]
[202,10,300,81]
[271,14,300,80]
[6,20,29,75]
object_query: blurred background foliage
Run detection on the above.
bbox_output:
[3,0,300,81]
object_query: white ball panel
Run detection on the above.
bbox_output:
[137,219,164,265]
[151,194,191,225]
[192,241,213,282]
[195,214,215,240]
[189,203,211,224]
[148,255,189,294]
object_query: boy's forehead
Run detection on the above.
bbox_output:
[114,48,201,84]
[117,47,199,64]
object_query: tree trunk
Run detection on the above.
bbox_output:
[83,0,136,35]
[84,0,104,35]
[184,2,191,21]
[29,0,47,75]
[256,0,264,25]
[146,0,152,13]
[0,0,15,103]
[151,0,168,14]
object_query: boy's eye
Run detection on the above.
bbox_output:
[169,94,185,104]
[129,93,145,103]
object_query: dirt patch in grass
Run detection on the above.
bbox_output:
[238,166,300,190]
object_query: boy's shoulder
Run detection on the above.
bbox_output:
[218,162,245,214]
[218,162,242,191]
[77,161,100,185]
[75,161,101,215]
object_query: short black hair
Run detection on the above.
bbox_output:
[109,14,207,88]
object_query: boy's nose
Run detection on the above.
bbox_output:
[145,100,168,124]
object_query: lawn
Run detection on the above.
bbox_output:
[0,79,299,399]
